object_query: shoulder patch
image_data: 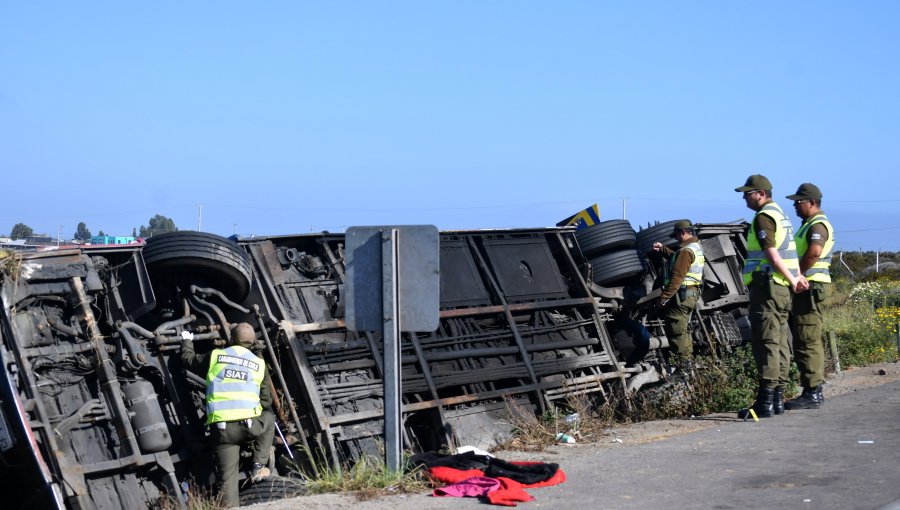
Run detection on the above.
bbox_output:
[810,233,822,240]
[757,231,767,240]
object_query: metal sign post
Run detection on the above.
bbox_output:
[382,228,402,471]
[345,225,439,472]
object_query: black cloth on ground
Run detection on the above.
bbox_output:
[410,451,491,470]
[483,457,559,485]
[410,451,559,485]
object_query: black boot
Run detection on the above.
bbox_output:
[773,386,784,415]
[738,387,775,419]
[784,385,823,410]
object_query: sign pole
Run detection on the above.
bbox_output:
[382,228,402,472]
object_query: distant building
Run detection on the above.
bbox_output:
[26,236,55,245]
[91,235,136,245]
[0,239,31,252]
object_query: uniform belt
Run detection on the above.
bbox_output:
[214,418,253,430]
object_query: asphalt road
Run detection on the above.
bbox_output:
[250,377,900,510]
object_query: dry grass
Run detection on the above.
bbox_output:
[0,250,20,281]
[154,483,224,510]
[498,389,622,451]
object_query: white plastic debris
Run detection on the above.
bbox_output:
[858,440,874,444]
[456,445,494,457]
[556,433,576,444]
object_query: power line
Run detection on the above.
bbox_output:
[840,226,900,233]
[828,199,900,203]
[4,196,898,224]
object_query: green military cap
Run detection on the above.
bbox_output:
[735,174,773,192]
[673,219,693,230]
[786,182,822,201]
[672,219,693,238]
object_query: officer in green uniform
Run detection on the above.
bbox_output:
[735,175,809,419]
[784,183,834,410]
[652,220,705,367]
[182,322,275,508]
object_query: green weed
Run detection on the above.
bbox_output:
[287,444,429,500]
[629,346,772,420]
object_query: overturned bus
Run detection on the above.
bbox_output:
[0,220,749,508]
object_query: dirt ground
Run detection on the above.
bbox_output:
[240,361,900,509]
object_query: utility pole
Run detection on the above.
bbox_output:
[197,203,204,232]
[57,225,63,247]
[839,251,855,276]
[233,223,237,235]
[621,197,628,220]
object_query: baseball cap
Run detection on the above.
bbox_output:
[672,219,693,237]
[786,183,822,201]
[735,174,773,192]
[672,219,693,231]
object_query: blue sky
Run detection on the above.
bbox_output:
[1,2,898,250]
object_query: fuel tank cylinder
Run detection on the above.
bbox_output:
[123,381,172,453]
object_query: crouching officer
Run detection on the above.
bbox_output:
[785,183,835,410]
[652,220,705,368]
[181,322,276,508]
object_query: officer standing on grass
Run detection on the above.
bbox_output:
[784,183,835,410]
[652,220,705,368]
[735,175,808,419]
[181,322,275,508]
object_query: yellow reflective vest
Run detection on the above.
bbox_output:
[665,241,705,287]
[795,213,834,283]
[205,345,265,424]
[742,201,800,287]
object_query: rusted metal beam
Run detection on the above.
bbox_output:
[325,370,624,425]
[437,297,596,318]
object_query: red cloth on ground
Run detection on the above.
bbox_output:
[430,466,485,484]
[487,477,533,506]
[429,462,566,507]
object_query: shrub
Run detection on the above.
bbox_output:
[826,283,899,367]
[627,346,770,420]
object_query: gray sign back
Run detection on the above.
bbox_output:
[344,225,440,332]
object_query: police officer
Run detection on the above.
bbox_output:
[181,322,275,508]
[735,175,808,419]
[652,220,705,367]
[784,183,834,410]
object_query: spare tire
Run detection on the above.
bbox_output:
[575,220,636,257]
[239,476,308,506]
[142,231,252,301]
[589,249,645,286]
[635,220,687,255]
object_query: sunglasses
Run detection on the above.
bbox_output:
[742,190,760,197]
